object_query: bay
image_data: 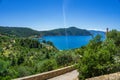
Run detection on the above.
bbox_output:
[42,36,93,50]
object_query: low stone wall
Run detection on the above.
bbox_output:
[14,65,75,80]
[86,72,120,80]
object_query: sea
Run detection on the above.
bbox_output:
[41,35,105,50]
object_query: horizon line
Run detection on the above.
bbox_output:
[0,25,108,32]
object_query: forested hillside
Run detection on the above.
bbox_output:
[0,35,77,80]
[40,27,91,36]
[76,30,120,79]
[0,26,92,37]
[0,26,40,37]
[0,26,119,80]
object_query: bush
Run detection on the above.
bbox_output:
[77,34,119,80]
[0,59,10,76]
[15,66,32,77]
[0,76,11,80]
[55,51,74,66]
[35,59,57,73]
[7,67,19,78]
[107,30,120,46]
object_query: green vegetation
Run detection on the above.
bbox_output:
[0,27,119,80]
[40,27,92,36]
[0,26,40,37]
[0,26,92,37]
[77,30,120,80]
[0,35,77,79]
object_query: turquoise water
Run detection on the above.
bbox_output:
[42,36,93,50]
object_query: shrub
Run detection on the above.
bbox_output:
[0,59,10,76]
[55,51,74,66]
[35,59,57,73]
[77,34,119,80]
[15,66,32,77]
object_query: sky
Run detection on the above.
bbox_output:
[0,0,120,31]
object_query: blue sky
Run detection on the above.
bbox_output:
[0,0,120,31]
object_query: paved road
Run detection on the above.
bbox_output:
[48,70,79,80]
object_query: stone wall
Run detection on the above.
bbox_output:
[86,72,120,80]
[14,65,75,80]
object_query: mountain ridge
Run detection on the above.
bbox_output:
[39,27,92,36]
[0,26,105,37]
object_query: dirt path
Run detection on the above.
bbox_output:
[48,70,79,80]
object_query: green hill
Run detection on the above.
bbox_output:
[40,27,91,36]
[0,26,40,37]
[0,26,91,37]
